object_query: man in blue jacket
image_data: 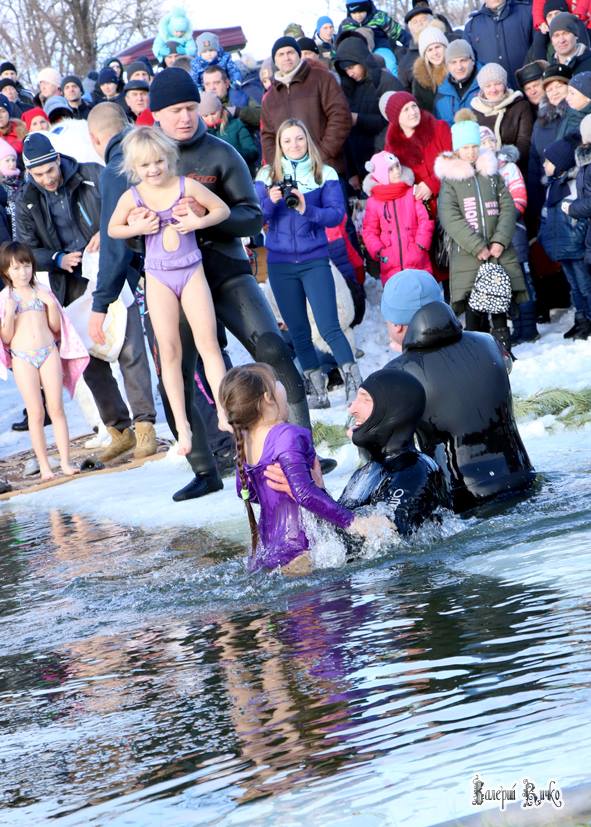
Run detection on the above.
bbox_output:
[434,39,480,125]
[464,0,533,88]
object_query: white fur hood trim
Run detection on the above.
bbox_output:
[434,148,498,181]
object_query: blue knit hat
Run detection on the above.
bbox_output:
[569,70,591,100]
[316,15,334,31]
[196,31,220,54]
[452,120,481,150]
[98,67,118,86]
[22,133,59,169]
[381,270,444,325]
[149,67,200,112]
[0,94,12,117]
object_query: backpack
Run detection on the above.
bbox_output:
[468,260,512,314]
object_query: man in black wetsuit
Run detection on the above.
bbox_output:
[131,69,312,501]
[381,269,536,512]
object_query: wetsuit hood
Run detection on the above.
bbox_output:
[403,301,463,350]
[352,368,426,463]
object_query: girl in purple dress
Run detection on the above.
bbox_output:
[109,126,231,454]
[219,363,379,574]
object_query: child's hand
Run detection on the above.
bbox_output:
[133,211,160,236]
[173,210,202,234]
[4,289,16,317]
[36,288,56,306]
[489,242,504,259]
[477,246,491,261]
[172,196,207,220]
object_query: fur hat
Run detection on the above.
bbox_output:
[196,32,220,54]
[418,26,449,58]
[37,67,61,89]
[445,39,474,64]
[477,62,508,89]
[405,5,434,23]
[542,63,572,85]
[569,70,591,99]
[379,90,417,123]
[549,11,579,37]
[365,151,401,185]
[580,113,591,143]
[515,60,547,89]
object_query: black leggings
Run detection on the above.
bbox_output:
[145,264,309,475]
[465,308,507,333]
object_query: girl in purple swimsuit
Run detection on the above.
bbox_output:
[219,363,380,574]
[109,127,231,454]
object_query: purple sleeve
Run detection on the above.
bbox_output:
[235,468,259,504]
[276,430,353,529]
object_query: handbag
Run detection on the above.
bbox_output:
[468,259,512,314]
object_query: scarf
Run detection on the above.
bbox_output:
[370,182,412,201]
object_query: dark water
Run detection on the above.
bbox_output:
[1,440,591,826]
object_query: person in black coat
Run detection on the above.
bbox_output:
[339,368,450,535]
[334,35,402,186]
[381,271,536,513]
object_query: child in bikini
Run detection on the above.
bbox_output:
[0,241,89,479]
[109,126,231,454]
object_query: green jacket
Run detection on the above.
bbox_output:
[207,116,259,174]
[435,149,527,311]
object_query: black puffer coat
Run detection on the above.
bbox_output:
[334,36,402,179]
[385,301,535,512]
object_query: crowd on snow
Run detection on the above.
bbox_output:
[0,0,587,567]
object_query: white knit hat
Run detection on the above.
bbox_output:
[477,62,508,90]
[580,113,591,144]
[37,67,61,88]
[418,26,449,59]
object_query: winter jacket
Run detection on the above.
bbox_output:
[497,145,529,262]
[338,1,406,50]
[551,44,591,75]
[396,41,419,91]
[539,166,587,261]
[152,8,196,63]
[255,155,345,263]
[239,422,353,571]
[464,0,533,88]
[435,149,527,310]
[339,368,450,535]
[0,187,11,243]
[384,300,535,512]
[411,57,448,114]
[191,50,241,90]
[568,142,591,263]
[434,68,481,126]
[206,115,259,175]
[385,111,452,201]
[532,0,591,29]
[334,37,403,178]
[92,129,143,314]
[69,99,93,120]
[471,91,534,173]
[557,99,591,139]
[261,59,351,175]
[362,165,433,283]
[528,98,568,217]
[15,156,102,304]
[0,119,25,156]
[221,87,262,130]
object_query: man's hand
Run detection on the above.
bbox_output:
[264,462,294,499]
[85,232,100,254]
[489,242,505,259]
[172,195,206,219]
[477,246,491,261]
[89,311,107,345]
[60,251,83,272]
[128,206,157,226]
[351,112,358,125]
[540,21,549,33]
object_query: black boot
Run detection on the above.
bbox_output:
[172,469,223,502]
[11,407,51,432]
[214,448,237,478]
[573,318,591,340]
[564,312,587,339]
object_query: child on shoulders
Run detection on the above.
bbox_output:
[191,32,242,90]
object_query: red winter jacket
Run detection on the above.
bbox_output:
[384,112,452,203]
[0,119,25,156]
[362,178,434,284]
[533,0,591,29]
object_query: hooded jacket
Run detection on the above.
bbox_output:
[384,301,535,512]
[335,37,403,177]
[206,115,259,176]
[539,162,587,261]
[255,155,345,263]
[568,142,591,263]
[435,148,526,309]
[463,0,533,88]
[338,1,406,50]
[471,90,534,172]
[528,97,569,216]
[261,59,351,174]
[362,163,433,282]
[338,368,449,535]
[15,156,102,303]
[557,99,591,139]
[412,55,449,113]
[434,66,481,126]
[385,110,452,200]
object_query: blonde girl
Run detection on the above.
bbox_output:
[109,126,231,454]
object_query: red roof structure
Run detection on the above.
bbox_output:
[116,26,247,65]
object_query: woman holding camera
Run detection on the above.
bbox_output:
[255,118,361,408]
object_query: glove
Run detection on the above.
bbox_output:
[561,201,571,215]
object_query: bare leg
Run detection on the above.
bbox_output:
[40,346,77,476]
[146,274,192,455]
[181,265,229,431]
[12,357,53,480]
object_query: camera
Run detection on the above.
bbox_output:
[278,175,300,209]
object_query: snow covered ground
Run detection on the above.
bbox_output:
[1,280,590,534]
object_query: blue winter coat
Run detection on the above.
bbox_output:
[568,143,591,264]
[527,99,567,221]
[191,50,242,89]
[539,173,587,262]
[434,69,481,126]
[464,1,533,88]
[255,156,345,263]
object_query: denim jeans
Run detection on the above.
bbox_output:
[561,259,591,318]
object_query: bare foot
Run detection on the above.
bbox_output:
[61,464,79,477]
[40,468,55,481]
[177,424,192,456]
[280,552,312,576]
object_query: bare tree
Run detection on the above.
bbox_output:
[0,0,159,82]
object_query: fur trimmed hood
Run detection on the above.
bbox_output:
[536,97,568,128]
[412,56,448,93]
[435,148,498,181]
[363,164,414,194]
[498,144,520,164]
[575,143,591,168]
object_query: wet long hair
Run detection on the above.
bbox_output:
[0,241,36,288]
[219,363,279,553]
[272,118,324,185]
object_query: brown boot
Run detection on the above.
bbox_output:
[99,426,136,463]
[134,422,157,459]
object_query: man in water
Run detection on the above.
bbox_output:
[381,269,536,512]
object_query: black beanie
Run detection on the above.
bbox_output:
[127,60,154,80]
[62,74,83,92]
[0,61,16,75]
[149,67,200,112]
[271,36,301,62]
[0,78,17,92]
[543,0,568,17]
[298,36,319,54]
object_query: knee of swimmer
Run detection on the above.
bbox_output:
[27,405,46,425]
[158,340,182,363]
[254,331,292,366]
